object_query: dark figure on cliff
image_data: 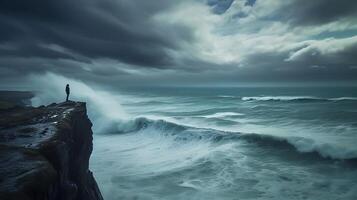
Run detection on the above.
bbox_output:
[66,84,70,101]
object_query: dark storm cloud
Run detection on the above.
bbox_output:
[0,0,356,87]
[0,0,194,68]
[272,0,357,26]
[238,41,357,82]
[207,0,234,14]
[287,44,357,67]
[245,0,256,7]
[207,0,256,15]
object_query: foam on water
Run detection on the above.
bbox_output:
[202,112,244,118]
[242,96,357,101]
[29,74,357,199]
[102,116,357,160]
[91,117,357,200]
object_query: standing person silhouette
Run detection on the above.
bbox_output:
[65,84,70,101]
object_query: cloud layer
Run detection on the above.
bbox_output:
[0,0,356,87]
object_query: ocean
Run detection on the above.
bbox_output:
[85,86,357,200]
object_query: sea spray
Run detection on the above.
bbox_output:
[29,72,129,133]
[27,82,357,199]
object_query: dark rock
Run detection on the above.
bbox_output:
[0,91,34,107]
[0,101,104,200]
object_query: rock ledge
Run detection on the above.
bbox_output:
[0,101,104,200]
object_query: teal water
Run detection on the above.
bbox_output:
[88,86,357,200]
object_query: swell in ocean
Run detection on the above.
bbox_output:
[107,117,357,161]
[28,75,357,199]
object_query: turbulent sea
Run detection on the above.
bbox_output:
[87,86,357,200]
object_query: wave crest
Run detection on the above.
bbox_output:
[114,117,357,161]
[241,96,357,102]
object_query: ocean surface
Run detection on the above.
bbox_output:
[85,86,357,200]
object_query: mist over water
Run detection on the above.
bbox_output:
[30,73,357,200]
[29,73,129,133]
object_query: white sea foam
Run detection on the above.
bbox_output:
[218,95,235,98]
[202,112,244,118]
[329,97,357,101]
[110,113,357,160]
[285,136,357,159]
[241,96,318,101]
[92,116,357,200]
[242,96,357,101]
[27,73,357,200]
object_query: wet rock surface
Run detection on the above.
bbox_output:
[0,101,104,200]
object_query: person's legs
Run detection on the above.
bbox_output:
[66,94,69,101]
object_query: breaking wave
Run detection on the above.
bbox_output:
[113,117,357,161]
[241,96,357,102]
[218,95,235,98]
[202,112,244,118]
[28,72,129,133]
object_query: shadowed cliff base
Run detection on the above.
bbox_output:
[0,100,103,200]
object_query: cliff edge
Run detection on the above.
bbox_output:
[0,101,104,200]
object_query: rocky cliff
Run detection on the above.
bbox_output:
[0,101,104,200]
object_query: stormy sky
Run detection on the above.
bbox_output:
[1,0,357,88]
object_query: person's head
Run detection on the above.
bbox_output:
[66,84,69,87]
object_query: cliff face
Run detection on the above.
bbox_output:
[0,101,103,200]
